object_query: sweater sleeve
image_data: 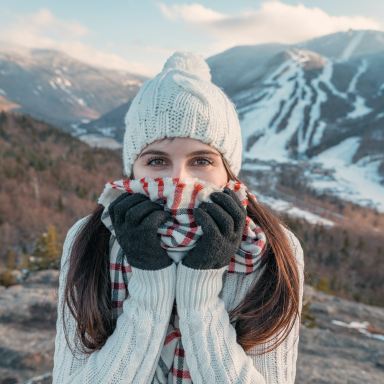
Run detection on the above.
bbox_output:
[175,229,304,384]
[52,216,177,384]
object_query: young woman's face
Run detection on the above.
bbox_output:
[132,137,228,188]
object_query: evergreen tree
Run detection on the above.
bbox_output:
[5,248,17,270]
[33,224,60,269]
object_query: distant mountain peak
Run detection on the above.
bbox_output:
[300,29,384,61]
[0,45,147,129]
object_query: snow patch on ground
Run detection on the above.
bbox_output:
[258,194,335,227]
[98,126,116,137]
[78,134,122,150]
[331,319,384,342]
[70,123,87,136]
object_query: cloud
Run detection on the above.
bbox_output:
[157,0,383,53]
[157,2,225,23]
[0,9,153,75]
[2,9,89,47]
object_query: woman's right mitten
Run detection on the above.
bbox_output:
[108,192,173,270]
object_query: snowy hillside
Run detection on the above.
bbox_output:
[208,29,384,212]
[75,29,384,213]
[0,43,147,130]
[1,30,383,214]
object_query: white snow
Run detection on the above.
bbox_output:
[310,137,384,212]
[339,30,366,61]
[78,134,122,150]
[50,76,72,91]
[347,59,367,93]
[320,62,347,100]
[49,75,89,108]
[312,121,326,147]
[257,193,335,227]
[237,54,383,213]
[70,123,86,136]
[239,57,361,163]
[55,76,72,87]
[300,61,329,151]
[347,95,372,119]
[124,79,141,86]
[77,98,86,106]
[346,59,372,119]
[240,60,305,162]
[287,49,318,65]
[331,319,384,342]
[49,80,57,89]
[0,88,6,95]
[99,126,116,137]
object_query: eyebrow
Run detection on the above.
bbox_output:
[138,149,221,158]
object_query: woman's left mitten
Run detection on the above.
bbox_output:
[182,188,246,270]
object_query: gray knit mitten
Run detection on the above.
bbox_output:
[182,188,247,270]
[108,192,173,270]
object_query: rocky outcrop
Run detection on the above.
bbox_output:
[0,271,58,383]
[0,270,383,383]
[297,286,384,383]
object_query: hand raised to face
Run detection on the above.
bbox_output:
[182,188,247,270]
[108,192,173,270]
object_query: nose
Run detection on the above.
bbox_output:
[170,164,190,180]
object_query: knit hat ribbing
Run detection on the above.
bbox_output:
[122,51,243,177]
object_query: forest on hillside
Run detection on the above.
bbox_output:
[0,112,123,273]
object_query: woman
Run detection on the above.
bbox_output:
[52,51,304,383]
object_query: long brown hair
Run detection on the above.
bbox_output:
[63,150,301,356]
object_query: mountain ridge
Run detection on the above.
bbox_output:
[0,45,147,129]
[1,29,384,212]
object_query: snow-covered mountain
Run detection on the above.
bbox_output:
[0,43,147,130]
[207,29,384,212]
[1,30,383,213]
[76,29,384,212]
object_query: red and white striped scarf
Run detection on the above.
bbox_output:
[98,176,268,383]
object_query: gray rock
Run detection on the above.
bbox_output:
[297,285,384,383]
[23,270,59,288]
[1,272,383,383]
[0,271,58,382]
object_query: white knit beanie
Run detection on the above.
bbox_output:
[122,51,243,177]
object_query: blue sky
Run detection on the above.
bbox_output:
[1,1,383,76]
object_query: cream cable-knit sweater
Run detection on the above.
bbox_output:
[52,215,304,383]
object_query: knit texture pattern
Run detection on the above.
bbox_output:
[98,176,267,266]
[122,51,243,178]
[97,177,268,381]
[52,183,305,383]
